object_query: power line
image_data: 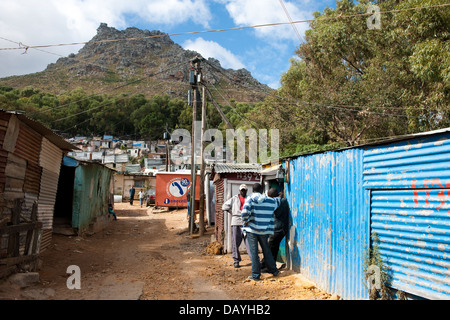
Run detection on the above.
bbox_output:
[204,58,416,119]
[49,61,188,124]
[278,0,304,43]
[44,61,187,115]
[0,36,64,57]
[0,3,448,52]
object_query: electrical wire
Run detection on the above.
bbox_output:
[46,61,187,116]
[50,60,189,124]
[278,0,304,44]
[0,36,64,57]
[204,58,416,119]
[0,3,448,52]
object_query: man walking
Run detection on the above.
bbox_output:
[129,186,135,205]
[241,183,280,281]
[222,184,251,268]
[139,189,145,207]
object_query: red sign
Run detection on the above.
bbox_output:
[155,173,200,207]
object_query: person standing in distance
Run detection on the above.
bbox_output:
[129,186,135,205]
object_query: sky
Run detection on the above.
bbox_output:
[0,0,337,89]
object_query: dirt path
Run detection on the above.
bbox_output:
[0,203,337,300]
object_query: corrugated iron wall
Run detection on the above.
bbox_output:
[0,116,8,213]
[14,123,41,165]
[0,114,67,252]
[214,177,224,245]
[364,133,450,299]
[71,163,112,233]
[13,123,42,222]
[38,138,63,249]
[285,132,450,300]
[285,149,368,300]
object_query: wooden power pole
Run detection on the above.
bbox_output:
[189,56,204,235]
[198,85,207,236]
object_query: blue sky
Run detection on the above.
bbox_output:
[0,0,337,89]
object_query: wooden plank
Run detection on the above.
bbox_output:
[0,217,8,228]
[31,228,41,255]
[0,254,39,266]
[7,199,21,257]
[0,265,17,279]
[0,222,42,235]
[24,203,38,255]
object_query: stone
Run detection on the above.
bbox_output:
[8,272,40,288]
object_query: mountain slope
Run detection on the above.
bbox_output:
[0,23,271,103]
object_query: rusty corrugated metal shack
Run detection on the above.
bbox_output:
[211,163,261,253]
[0,110,75,278]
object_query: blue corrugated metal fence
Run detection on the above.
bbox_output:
[284,130,450,300]
[285,149,369,300]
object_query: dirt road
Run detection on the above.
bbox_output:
[0,203,337,300]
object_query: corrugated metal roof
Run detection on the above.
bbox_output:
[282,127,450,161]
[212,163,261,173]
[125,164,142,173]
[3,111,78,151]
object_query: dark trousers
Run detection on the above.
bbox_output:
[232,226,251,263]
[261,230,286,269]
[247,233,278,279]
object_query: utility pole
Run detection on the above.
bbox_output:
[188,56,203,235]
[198,85,207,236]
[164,123,170,172]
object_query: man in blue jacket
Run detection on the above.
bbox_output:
[241,183,280,281]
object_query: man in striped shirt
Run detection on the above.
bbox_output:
[241,183,281,281]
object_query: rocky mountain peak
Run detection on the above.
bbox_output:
[1,23,271,102]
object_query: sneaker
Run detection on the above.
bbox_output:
[272,270,280,277]
[234,262,240,268]
[248,276,261,281]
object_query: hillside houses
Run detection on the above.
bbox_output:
[67,135,168,174]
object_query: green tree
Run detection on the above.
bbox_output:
[271,0,449,149]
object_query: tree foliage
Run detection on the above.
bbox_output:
[0,85,254,142]
[1,0,447,156]
[0,86,190,140]
[248,0,449,154]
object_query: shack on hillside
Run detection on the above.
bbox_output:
[210,163,261,253]
[54,156,114,235]
[0,110,75,278]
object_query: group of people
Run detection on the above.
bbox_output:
[222,183,289,281]
[129,186,146,207]
[129,182,288,281]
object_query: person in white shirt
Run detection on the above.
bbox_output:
[139,190,145,208]
[222,184,252,268]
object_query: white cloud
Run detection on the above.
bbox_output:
[182,37,245,70]
[0,0,213,77]
[220,0,312,44]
